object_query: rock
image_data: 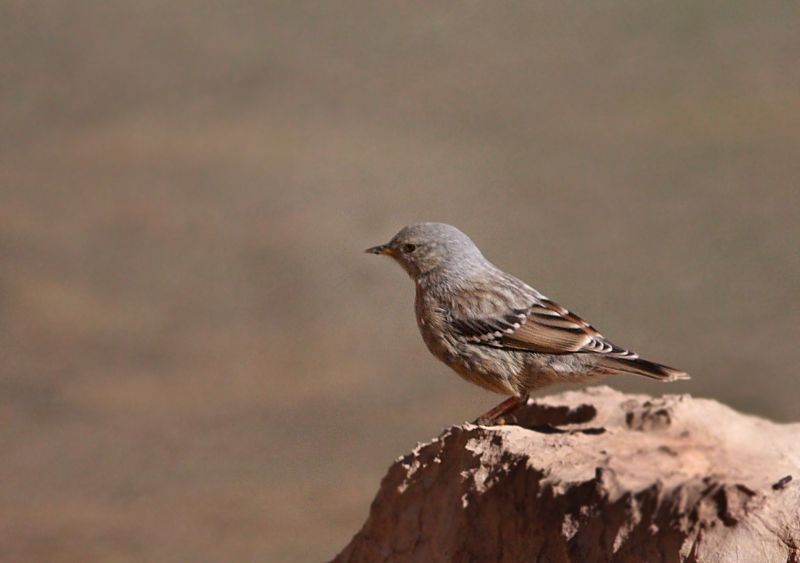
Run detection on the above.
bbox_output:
[331,386,800,563]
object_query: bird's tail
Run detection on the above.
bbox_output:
[600,356,690,382]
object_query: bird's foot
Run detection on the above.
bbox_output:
[473,395,529,426]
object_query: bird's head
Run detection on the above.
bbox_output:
[365,222,486,280]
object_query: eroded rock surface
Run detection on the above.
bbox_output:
[332,386,800,563]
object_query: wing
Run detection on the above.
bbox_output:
[450,291,639,359]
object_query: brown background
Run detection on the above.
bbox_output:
[1,2,798,561]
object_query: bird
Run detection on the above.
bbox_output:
[365,222,689,425]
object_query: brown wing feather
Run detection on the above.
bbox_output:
[452,294,636,357]
[497,296,605,354]
[449,285,688,380]
[501,317,591,353]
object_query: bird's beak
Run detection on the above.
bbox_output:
[365,243,394,256]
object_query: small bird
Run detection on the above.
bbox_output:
[366,223,688,425]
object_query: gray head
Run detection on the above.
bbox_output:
[365,223,487,279]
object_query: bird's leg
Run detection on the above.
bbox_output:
[474,394,529,426]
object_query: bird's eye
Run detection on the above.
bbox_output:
[402,243,417,253]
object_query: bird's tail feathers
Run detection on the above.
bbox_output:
[601,356,690,382]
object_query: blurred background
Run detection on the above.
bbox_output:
[1,1,798,561]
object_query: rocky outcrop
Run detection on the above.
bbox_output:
[332,386,799,562]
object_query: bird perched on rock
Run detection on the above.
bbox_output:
[366,223,689,425]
